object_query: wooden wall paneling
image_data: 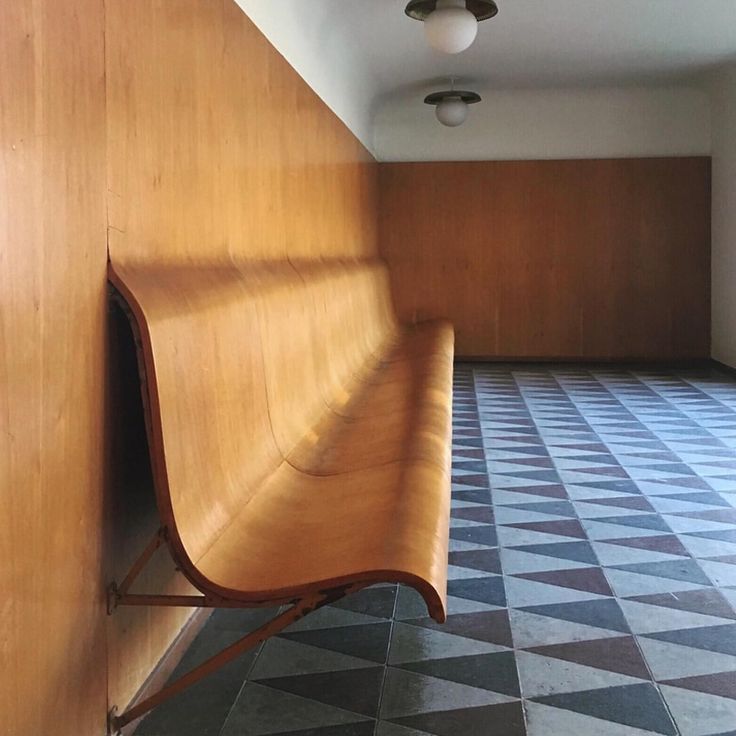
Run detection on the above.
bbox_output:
[379,158,710,360]
[104,0,380,712]
[0,1,108,734]
[105,0,378,268]
[0,0,382,727]
[495,161,586,357]
[376,163,491,354]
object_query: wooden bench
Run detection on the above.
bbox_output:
[107,257,454,731]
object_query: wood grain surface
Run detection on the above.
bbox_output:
[103,0,383,712]
[379,158,711,359]
[109,258,453,620]
[0,1,108,734]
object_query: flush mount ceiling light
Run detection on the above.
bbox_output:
[424,87,482,127]
[406,0,499,54]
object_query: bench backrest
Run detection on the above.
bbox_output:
[110,258,398,565]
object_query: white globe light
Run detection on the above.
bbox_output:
[424,0,478,54]
[435,97,468,127]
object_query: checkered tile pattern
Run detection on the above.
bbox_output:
[135,364,736,736]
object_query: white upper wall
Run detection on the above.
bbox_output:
[710,64,736,368]
[234,1,736,161]
[374,85,711,161]
[235,1,734,363]
[234,0,380,152]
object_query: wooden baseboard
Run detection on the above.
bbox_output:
[112,608,212,735]
[711,358,736,378]
[455,356,712,368]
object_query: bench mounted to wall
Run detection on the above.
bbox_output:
[106,257,454,734]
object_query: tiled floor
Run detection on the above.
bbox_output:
[135,364,736,736]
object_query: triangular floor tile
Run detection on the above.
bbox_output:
[593,541,686,567]
[519,599,630,634]
[505,576,605,608]
[659,492,732,507]
[593,515,673,533]
[398,652,520,697]
[504,519,587,539]
[449,525,497,546]
[451,507,495,525]
[582,519,670,541]
[498,526,587,548]
[450,474,490,489]
[663,671,736,700]
[525,635,650,679]
[532,683,676,735]
[450,490,492,505]
[331,587,397,620]
[672,508,736,524]
[285,607,382,633]
[281,623,391,664]
[644,624,736,656]
[605,567,707,598]
[379,668,516,719]
[388,701,525,736]
[514,567,613,597]
[375,722,433,736]
[571,480,642,495]
[660,684,736,736]
[580,496,655,512]
[495,469,562,484]
[516,650,647,698]
[699,559,736,587]
[610,559,712,586]
[506,501,577,517]
[509,609,627,649]
[388,622,507,664]
[447,577,507,607]
[686,527,736,544]
[637,636,736,680]
[507,541,598,566]
[257,668,385,719]
[274,723,376,736]
[502,484,569,499]
[404,610,514,648]
[524,700,664,736]
[501,548,596,575]
[251,638,377,680]
[618,598,735,635]
[221,682,369,735]
[600,534,690,557]
[626,588,736,621]
[448,549,502,575]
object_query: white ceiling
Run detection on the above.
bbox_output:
[238,0,736,154]
[367,0,736,95]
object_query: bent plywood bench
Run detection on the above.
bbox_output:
[107,257,454,731]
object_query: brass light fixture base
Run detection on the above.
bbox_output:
[405,0,499,22]
[424,89,482,106]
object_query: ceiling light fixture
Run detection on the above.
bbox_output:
[424,83,481,127]
[405,0,499,54]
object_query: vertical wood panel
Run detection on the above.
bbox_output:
[105,0,377,267]
[0,0,108,734]
[2,0,380,730]
[103,0,379,712]
[378,159,710,360]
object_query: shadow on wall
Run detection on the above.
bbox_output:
[108,301,154,537]
[106,300,196,712]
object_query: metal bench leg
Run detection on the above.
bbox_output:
[108,583,365,734]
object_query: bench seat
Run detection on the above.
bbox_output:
[110,257,454,624]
